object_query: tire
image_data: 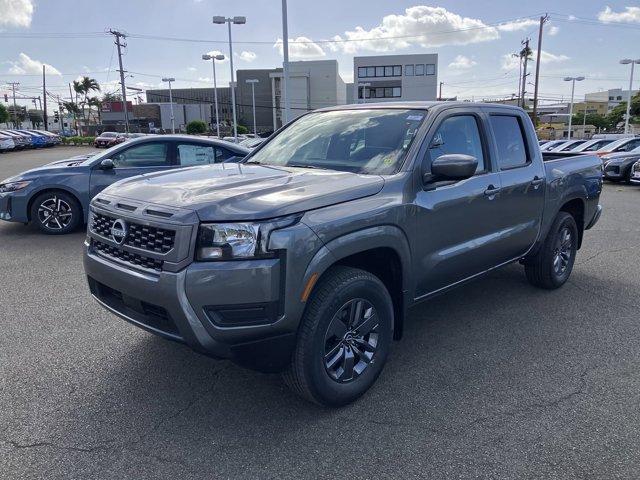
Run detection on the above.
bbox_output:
[525,211,578,289]
[30,191,82,235]
[282,266,394,407]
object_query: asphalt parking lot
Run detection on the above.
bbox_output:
[1,146,639,479]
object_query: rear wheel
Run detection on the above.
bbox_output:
[282,266,393,407]
[30,191,81,235]
[525,211,578,289]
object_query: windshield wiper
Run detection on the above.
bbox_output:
[287,163,329,170]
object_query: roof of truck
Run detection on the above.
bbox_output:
[317,101,524,112]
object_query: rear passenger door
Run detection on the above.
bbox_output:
[487,112,545,260]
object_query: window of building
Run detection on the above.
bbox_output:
[392,87,401,97]
[367,66,376,77]
[426,64,436,75]
[376,66,385,77]
[429,115,485,173]
[415,64,425,75]
[358,67,367,78]
[384,66,393,76]
[489,115,529,169]
[357,65,404,78]
[359,87,402,99]
[393,65,402,76]
[405,64,414,76]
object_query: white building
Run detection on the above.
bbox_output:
[269,59,346,129]
[585,88,639,112]
[352,54,438,103]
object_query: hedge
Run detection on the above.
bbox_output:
[61,136,96,145]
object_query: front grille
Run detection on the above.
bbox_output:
[94,240,163,271]
[91,212,176,254]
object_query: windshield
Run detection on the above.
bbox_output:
[79,142,128,166]
[246,108,426,175]
[101,132,117,137]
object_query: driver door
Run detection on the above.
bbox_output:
[89,141,173,198]
[412,110,504,298]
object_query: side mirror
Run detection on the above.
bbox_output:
[426,154,478,183]
[100,159,115,170]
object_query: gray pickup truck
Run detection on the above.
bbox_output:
[83,102,603,406]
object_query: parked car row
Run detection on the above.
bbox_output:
[0,129,61,152]
[539,136,640,184]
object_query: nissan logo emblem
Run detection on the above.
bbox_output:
[110,219,128,245]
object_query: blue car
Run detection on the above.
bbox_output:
[0,135,249,234]
[16,129,48,148]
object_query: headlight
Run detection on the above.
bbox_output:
[196,215,301,261]
[0,180,31,193]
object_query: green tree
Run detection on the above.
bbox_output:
[236,124,249,135]
[0,103,8,124]
[28,109,43,128]
[87,96,103,124]
[102,92,122,102]
[73,76,101,123]
[186,120,207,134]
[571,113,609,130]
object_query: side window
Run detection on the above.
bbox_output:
[177,143,216,166]
[111,143,169,168]
[215,147,237,162]
[429,115,485,173]
[619,139,640,152]
[489,115,528,169]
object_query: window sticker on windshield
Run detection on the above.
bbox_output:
[406,115,423,121]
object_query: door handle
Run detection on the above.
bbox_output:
[531,176,544,187]
[484,185,501,197]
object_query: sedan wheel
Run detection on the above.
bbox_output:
[30,191,81,235]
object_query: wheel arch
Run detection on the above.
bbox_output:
[558,197,585,249]
[300,225,412,340]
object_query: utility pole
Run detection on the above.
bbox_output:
[42,65,48,131]
[532,14,548,126]
[68,83,78,134]
[520,38,530,109]
[439,82,444,101]
[8,82,19,128]
[109,29,130,133]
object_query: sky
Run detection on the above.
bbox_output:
[1,0,640,108]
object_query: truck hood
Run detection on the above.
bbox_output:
[103,163,385,221]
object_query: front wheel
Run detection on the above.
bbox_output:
[525,211,578,289]
[282,266,393,407]
[30,191,82,235]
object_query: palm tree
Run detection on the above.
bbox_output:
[73,76,101,124]
[87,97,103,125]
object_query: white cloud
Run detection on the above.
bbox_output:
[448,55,477,69]
[598,6,640,23]
[237,51,257,62]
[8,53,61,76]
[496,18,538,32]
[274,37,326,59]
[0,0,34,27]
[187,66,197,72]
[328,6,499,54]
[501,50,569,70]
[548,25,560,36]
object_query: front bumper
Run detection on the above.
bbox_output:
[0,189,31,223]
[84,243,298,372]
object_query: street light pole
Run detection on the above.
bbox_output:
[213,15,246,143]
[563,76,584,140]
[281,0,291,125]
[203,53,225,138]
[246,79,259,136]
[620,59,640,134]
[162,77,175,134]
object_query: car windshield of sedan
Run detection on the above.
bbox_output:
[100,132,117,138]
[245,108,426,175]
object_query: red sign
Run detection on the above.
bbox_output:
[102,101,133,112]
